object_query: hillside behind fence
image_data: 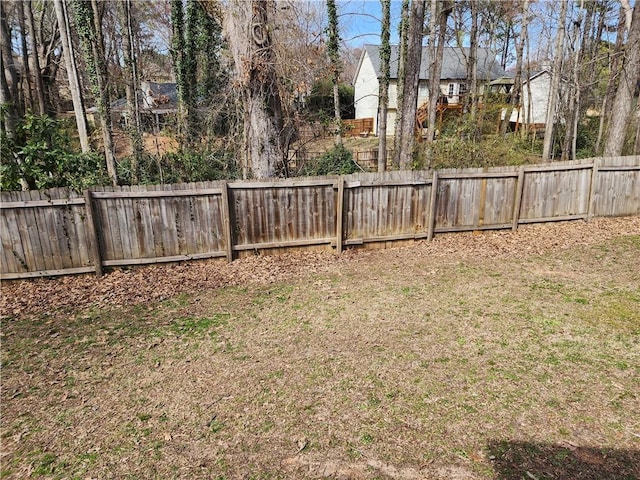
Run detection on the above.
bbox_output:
[1,156,638,280]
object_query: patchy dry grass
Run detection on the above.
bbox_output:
[1,223,639,479]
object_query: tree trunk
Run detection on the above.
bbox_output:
[595,5,625,154]
[392,0,410,168]
[53,0,90,153]
[542,0,567,161]
[184,0,200,142]
[90,0,117,184]
[561,0,584,160]
[465,0,479,132]
[501,0,528,137]
[18,2,34,112]
[397,0,426,170]
[171,0,189,144]
[118,0,142,183]
[0,1,20,116]
[377,0,391,172]
[0,48,13,134]
[501,19,511,71]
[604,2,640,157]
[223,0,286,179]
[634,94,640,155]
[426,0,452,144]
[25,0,46,115]
[36,2,61,114]
[73,0,118,185]
[326,0,342,146]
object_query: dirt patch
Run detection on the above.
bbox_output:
[142,132,178,156]
[112,129,178,159]
[1,216,639,479]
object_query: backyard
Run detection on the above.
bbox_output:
[1,216,639,479]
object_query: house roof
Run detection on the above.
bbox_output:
[489,76,515,86]
[109,81,178,113]
[356,44,505,84]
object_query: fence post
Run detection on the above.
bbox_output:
[587,158,599,222]
[221,181,234,262]
[83,189,103,277]
[512,165,525,231]
[336,177,345,253]
[427,171,438,241]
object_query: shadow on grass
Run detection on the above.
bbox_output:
[488,440,640,480]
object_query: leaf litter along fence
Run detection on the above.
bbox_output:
[1,156,639,280]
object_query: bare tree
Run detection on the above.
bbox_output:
[426,0,452,145]
[500,0,528,137]
[604,2,640,157]
[377,0,391,172]
[25,0,46,115]
[393,0,410,168]
[73,0,118,185]
[595,4,626,154]
[326,0,342,145]
[542,0,567,161]
[397,0,426,170]
[223,0,287,178]
[118,0,143,182]
[53,0,90,153]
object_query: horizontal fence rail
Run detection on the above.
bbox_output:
[1,156,639,280]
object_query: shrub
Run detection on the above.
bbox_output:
[298,144,359,176]
[1,114,111,191]
[117,149,239,185]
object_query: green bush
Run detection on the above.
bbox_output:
[0,113,241,191]
[424,133,543,170]
[1,114,111,191]
[298,144,358,176]
[116,149,239,185]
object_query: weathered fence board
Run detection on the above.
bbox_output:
[343,171,434,243]
[1,156,639,279]
[230,183,337,250]
[520,166,592,221]
[593,168,640,217]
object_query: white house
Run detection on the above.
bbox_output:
[353,44,505,135]
[501,70,553,128]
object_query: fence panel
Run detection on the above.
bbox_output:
[229,180,338,250]
[2,156,639,279]
[519,165,592,222]
[483,175,518,226]
[90,182,228,266]
[0,188,92,278]
[343,171,433,243]
[593,166,640,217]
[343,118,374,136]
[433,168,519,231]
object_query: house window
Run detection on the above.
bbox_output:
[459,83,468,94]
[448,83,455,96]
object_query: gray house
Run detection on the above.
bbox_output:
[107,81,178,133]
[353,44,505,135]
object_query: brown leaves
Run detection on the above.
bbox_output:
[1,216,638,320]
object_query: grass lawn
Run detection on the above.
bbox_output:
[1,223,639,479]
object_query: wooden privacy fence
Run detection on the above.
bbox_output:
[343,118,374,136]
[1,156,639,280]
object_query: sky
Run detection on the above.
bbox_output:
[337,0,402,47]
[334,0,631,68]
